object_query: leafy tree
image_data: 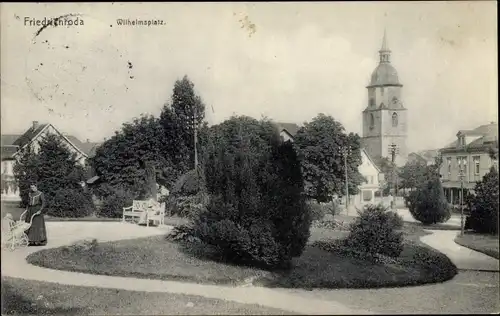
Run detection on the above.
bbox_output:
[468,167,499,234]
[159,75,208,175]
[13,145,38,207]
[13,134,91,216]
[374,156,401,195]
[191,116,311,268]
[293,114,364,202]
[398,159,444,192]
[92,115,171,199]
[92,76,209,200]
[398,161,426,191]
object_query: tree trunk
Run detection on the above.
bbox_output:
[145,162,157,201]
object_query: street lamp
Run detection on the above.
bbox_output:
[388,143,399,209]
[341,145,351,215]
[193,106,199,171]
[458,160,466,236]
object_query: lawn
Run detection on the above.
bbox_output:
[1,277,292,315]
[454,232,500,259]
[27,221,457,290]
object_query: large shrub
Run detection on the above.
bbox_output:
[170,169,205,196]
[167,192,208,219]
[343,204,404,258]
[468,167,499,234]
[47,189,94,218]
[190,117,311,268]
[99,188,135,218]
[408,178,451,225]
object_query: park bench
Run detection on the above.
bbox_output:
[122,200,165,227]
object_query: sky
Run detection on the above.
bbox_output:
[1,2,497,152]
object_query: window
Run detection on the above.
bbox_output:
[369,113,375,130]
[369,98,375,107]
[392,112,398,127]
[369,176,374,184]
[460,136,466,147]
[380,87,384,96]
[457,156,468,180]
[473,156,480,175]
[392,96,398,104]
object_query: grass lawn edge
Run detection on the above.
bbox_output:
[25,235,458,291]
[454,235,500,259]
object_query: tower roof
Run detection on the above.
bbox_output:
[367,30,402,88]
[380,29,389,52]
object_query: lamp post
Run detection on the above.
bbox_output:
[193,106,198,171]
[458,161,465,236]
[341,145,351,215]
[388,143,399,209]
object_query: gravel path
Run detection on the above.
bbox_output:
[2,221,499,314]
[1,222,372,315]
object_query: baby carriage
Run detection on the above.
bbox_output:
[1,210,38,251]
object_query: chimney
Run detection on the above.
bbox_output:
[32,121,39,130]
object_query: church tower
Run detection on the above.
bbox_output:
[362,31,408,166]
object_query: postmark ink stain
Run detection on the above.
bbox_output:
[34,13,81,38]
[65,45,70,49]
[127,61,133,69]
[129,76,134,79]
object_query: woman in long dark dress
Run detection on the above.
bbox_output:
[24,183,47,246]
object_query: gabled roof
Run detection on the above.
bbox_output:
[65,136,101,157]
[361,148,382,173]
[12,124,49,147]
[409,149,439,164]
[276,122,300,137]
[442,122,498,151]
[1,123,98,160]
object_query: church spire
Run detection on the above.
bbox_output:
[378,29,391,63]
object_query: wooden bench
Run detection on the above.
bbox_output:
[122,200,165,227]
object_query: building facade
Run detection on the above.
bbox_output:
[361,31,408,167]
[351,148,382,205]
[439,122,498,204]
[1,121,101,200]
